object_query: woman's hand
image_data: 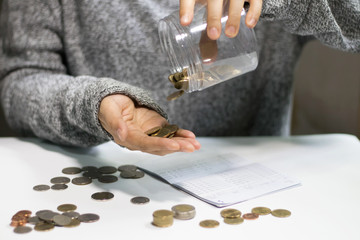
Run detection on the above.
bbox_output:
[179,0,263,40]
[98,94,201,156]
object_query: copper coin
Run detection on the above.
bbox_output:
[62,167,82,175]
[15,210,32,217]
[242,213,259,220]
[50,176,70,184]
[33,184,50,191]
[98,175,118,183]
[98,166,117,174]
[51,184,68,190]
[72,176,92,185]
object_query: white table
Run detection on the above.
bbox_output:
[0,134,359,240]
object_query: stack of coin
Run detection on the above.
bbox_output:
[171,204,196,220]
[118,165,145,179]
[220,208,244,225]
[166,69,189,101]
[152,210,174,228]
[145,124,179,138]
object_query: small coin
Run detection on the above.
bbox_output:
[62,211,80,219]
[53,215,72,226]
[98,175,118,183]
[34,222,55,232]
[167,90,185,101]
[51,184,68,190]
[82,166,98,172]
[62,167,82,175]
[145,126,161,136]
[220,208,242,219]
[57,204,77,212]
[242,213,259,220]
[224,217,244,225]
[252,207,272,215]
[64,218,81,228]
[132,170,145,179]
[72,176,92,185]
[13,226,32,234]
[83,171,102,179]
[78,213,100,223]
[271,209,291,218]
[37,211,59,222]
[130,196,150,204]
[199,220,220,228]
[98,166,117,174]
[91,192,114,201]
[171,204,196,220]
[120,171,136,179]
[28,216,42,225]
[33,184,50,191]
[50,176,70,184]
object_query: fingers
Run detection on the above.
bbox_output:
[179,0,195,26]
[225,0,245,38]
[206,0,224,40]
[245,0,262,28]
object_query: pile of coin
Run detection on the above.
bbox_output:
[10,204,99,234]
[152,204,196,228]
[166,69,189,101]
[145,124,179,138]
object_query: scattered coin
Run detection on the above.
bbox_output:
[252,207,272,215]
[271,209,291,218]
[120,171,136,179]
[37,211,59,222]
[27,216,42,225]
[224,217,244,225]
[199,219,220,228]
[118,165,138,172]
[220,208,242,219]
[171,204,196,220]
[35,210,53,217]
[57,204,77,212]
[62,212,80,219]
[72,176,92,185]
[51,184,68,190]
[133,170,145,179]
[152,210,174,228]
[91,192,114,201]
[130,196,150,205]
[14,226,32,234]
[83,171,102,179]
[242,213,259,220]
[50,176,70,184]
[62,167,82,175]
[98,166,117,174]
[82,166,98,172]
[53,215,72,226]
[78,213,100,223]
[64,218,81,228]
[33,184,50,191]
[98,175,118,183]
[34,222,55,232]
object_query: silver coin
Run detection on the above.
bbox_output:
[72,176,92,185]
[91,192,114,201]
[78,213,100,223]
[62,167,82,175]
[171,204,196,220]
[51,184,68,190]
[83,171,102,179]
[37,211,59,222]
[28,216,42,225]
[133,170,145,179]
[33,184,50,191]
[53,215,72,226]
[36,210,53,217]
[120,171,136,179]
[82,166,98,172]
[62,211,80,219]
[130,196,150,204]
[13,226,32,234]
[98,166,117,174]
[98,175,118,183]
[50,176,70,184]
[118,165,137,172]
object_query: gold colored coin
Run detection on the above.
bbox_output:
[152,210,173,228]
[220,208,241,219]
[57,204,77,212]
[271,209,291,218]
[224,217,244,225]
[252,207,272,215]
[145,126,161,136]
[166,90,184,101]
[199,220,219,228]
[34,222,55,232]
[153,127,172,138]
[64,218,81,228]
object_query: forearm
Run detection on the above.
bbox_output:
[261,0,360,52]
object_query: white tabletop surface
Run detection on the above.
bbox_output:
[0,134,359,240]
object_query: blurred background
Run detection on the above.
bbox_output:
[0,0,359,138]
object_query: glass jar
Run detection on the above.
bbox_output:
[158,2,258,93]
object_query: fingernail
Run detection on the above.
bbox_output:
[181,14,190,25]
[248,18,256,28]
[208,27,219,39]
[226,25,236,36]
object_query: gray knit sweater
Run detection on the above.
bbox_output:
[1,0,359,147]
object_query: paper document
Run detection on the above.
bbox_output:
[140,152,300,207]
